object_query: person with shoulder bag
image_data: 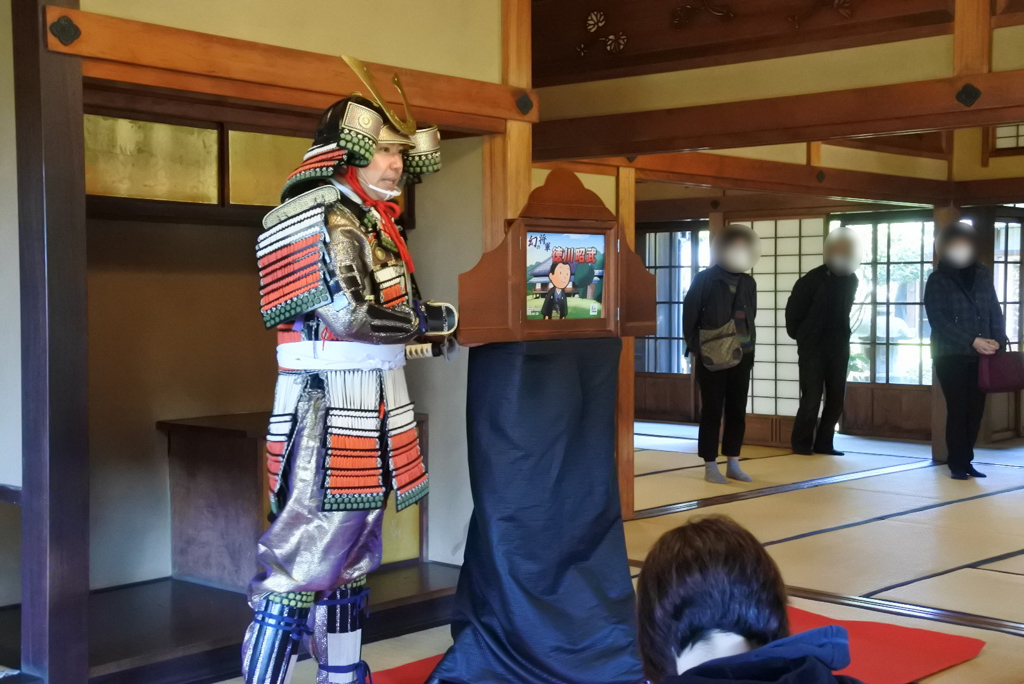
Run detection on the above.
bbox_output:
[683,224,760,484]
[924,222,1006,480]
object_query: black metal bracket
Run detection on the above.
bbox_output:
[48,15,81,46]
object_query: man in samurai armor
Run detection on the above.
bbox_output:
[242,60,457,684]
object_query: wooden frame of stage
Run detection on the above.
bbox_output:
[9,2,536,681]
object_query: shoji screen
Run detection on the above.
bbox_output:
[746,218,826,417]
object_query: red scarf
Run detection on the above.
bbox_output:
[343,166,415,273]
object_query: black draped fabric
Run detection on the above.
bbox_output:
[430,338,643,684]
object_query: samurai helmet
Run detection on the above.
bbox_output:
[281,57,441,201]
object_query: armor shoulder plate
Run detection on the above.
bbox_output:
[256,185,342,328]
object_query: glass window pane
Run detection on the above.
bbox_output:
[877,224,890,262]
[698,231,712,267]
[678,232,693,267]
[891,264,922,303]
[888,345,922,385]
[848,343,870,383]
[656,304,671,337]
[995,263,1007,303]
[1009,222,1021,262]
[874,345,888,383]
[655,339,672,373]
[655,233,671,267]
[890,222,924,262]
[996,222,1008,262]
[877,264,889,302]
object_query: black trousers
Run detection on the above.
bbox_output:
[935,356,987,473]
[792,347,850,453]
[695,352,754,462]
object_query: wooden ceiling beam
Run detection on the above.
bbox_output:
[579,153,952,205]
[534,69,1024,161]
[637,195,921,222]
[45,6,537,132]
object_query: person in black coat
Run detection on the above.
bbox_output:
[924,222,1006,480]
[785,229,860,456]
[636,516,863,684]
[683,224,759,484]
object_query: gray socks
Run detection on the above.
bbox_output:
[726,457,753,482]
[704,461,729,484]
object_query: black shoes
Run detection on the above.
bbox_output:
[966,466,987,478]
[950,471,969,480]
[814,448,845,456]
[950,467,987,479]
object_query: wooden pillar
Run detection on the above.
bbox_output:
[930,205,961,464]
[483,0,533,250]
[12,0,90,681]
[954,0,992,76]
[616,167,636,521]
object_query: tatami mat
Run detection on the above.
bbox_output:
[833,434,931,459]
[837,463,1024,500]
[981,553,1024,576]
[975,439,1024,468]
[768,515,1024,596]
[634,453,911,510]
[634,434,696,451]
[634,446,791,475]
[624,486,936,563]
[635,421,698,439]
[788,597,1024,684]
[890,487,1024,539]
[877,568,1024,624]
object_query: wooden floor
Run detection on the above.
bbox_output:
[0,562,458,684]
[629,422,1024,683]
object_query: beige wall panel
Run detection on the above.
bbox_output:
[81,0,502,83]
[539,36,954,120]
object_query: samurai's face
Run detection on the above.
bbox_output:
[358,142,406,200]
[549,262,572,290]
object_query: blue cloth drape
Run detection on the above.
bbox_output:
[430,338,643,684]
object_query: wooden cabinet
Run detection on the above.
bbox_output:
[159,412,427,592]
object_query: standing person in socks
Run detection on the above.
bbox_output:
[683,224,760,484]
[786,228,860,456]
[925,222,1005,480]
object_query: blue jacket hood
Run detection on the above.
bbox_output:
[662,626,863,684]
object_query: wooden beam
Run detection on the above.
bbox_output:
[502,0,531,90]
[583,153,951,205]
[954,177,1024,205]
[45,6,538,126]
[483,0,534,251]
[954,0,992,76]
[637,195,918,223]
[13,0,90,681]
[533,69,1024,161]
[616,167,636,522]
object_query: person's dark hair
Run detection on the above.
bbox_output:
[636,516,789,682]
[549,261,572,275]
[936,221,977,249]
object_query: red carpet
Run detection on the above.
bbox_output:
[788,606,984,684]
[372,607,985,684]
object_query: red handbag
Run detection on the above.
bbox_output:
[978,352,1024,393]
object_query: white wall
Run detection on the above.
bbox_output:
[404,137,484,565]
